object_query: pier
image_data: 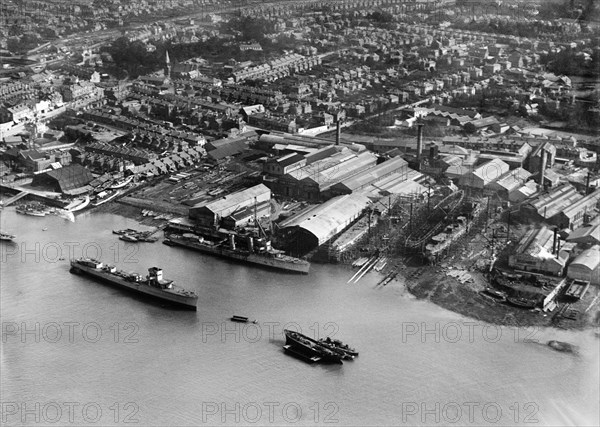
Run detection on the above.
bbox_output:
[0,190,28,207]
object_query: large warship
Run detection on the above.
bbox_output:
[70,258,198,309]
[164,230,310,274]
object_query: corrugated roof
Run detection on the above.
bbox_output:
[279,194,371,245]
[196,184,271,216]
[333,157,408,192]
[38,164,94,192]
[472,158,509,184]
[528,184,581,219]
[492,167,532,192]
[570,245,600,271]
[566,224,600,244]
[561,188,600,220]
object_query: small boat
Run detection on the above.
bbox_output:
[119,234,138,242]
[110,175,133,190]
[481,287,507,302]
[93,190,121,207]
[352,257,368,268]
[506,296,538,309]
[16,206,46,216]
[162,239,176,246]
[67,195,90,212]
[0,231,15,241]
[547,340,578,354]
[113,228,137,235]
[231,315,257,323]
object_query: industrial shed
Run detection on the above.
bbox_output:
[328,157,409,196]
[279,194,371,252]
[567,245,600,285]
[31,164,94,195]
[566,224,600,245]
[508,226,569,276]
[189,184,271,228]
[458,158,509,189]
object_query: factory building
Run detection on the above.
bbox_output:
[189,184,271,228]
[551,188,600,230]
[31,164,94,195]
[566,224,600,246]
[458,158,509,190]
[519,184,581,224]
[508,226,570,276]
[278,194,372,253]
[273,147,378,200]
[567,245,600,286]
[487,167,532,199]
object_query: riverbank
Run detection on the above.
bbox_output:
[404,264,600,331]
[100,199,600,331]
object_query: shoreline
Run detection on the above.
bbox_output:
[403,266,600,331]
[96,203,600,332]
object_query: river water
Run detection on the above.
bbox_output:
[1,208,599,426]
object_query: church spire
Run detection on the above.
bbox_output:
[165,50,171,80]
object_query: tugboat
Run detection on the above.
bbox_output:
[283,329,343,364]
[317,336,359,360]
[0,231,15,241]
[70,258,198,309]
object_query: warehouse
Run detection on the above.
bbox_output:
[278,194,372,253]
[566,224,600,245]
[31,164,94,195]
[458,158,509,189]
[567,245,600,286]
[189,184,271,228]
[519,184,582,224]
[327,157,409,197]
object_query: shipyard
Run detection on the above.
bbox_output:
[1,0,600,331]
[2,1,600,425]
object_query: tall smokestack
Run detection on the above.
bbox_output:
[416,121,424,170]
[539,148,547,189]
[586,172,591,195]
[336,120,341,146]
[552,228,557,254]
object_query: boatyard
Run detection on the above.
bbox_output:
[3,144,600,331]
